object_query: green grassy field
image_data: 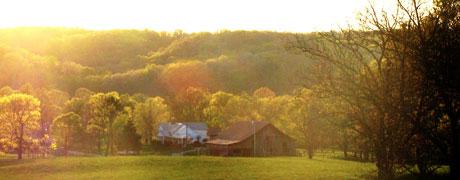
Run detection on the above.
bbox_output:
[0,153,376,179]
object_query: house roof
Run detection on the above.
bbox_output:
[181,122,207,131]
[158,122,208,138]
[206,121,270,145]
[159,122,207,131]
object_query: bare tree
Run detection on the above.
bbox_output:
[289,0,438,178]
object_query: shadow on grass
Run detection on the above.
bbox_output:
[332,156,374,163]
[357,172,451,180]
[0,158,35,167]
[395,174,451,180]
[358,170,377,180]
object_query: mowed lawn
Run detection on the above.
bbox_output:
[0,154,376,179]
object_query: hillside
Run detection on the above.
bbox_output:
[0,27,312,96]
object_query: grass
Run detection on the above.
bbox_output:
[0,153,377,179]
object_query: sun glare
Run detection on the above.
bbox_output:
[0,0,375,32]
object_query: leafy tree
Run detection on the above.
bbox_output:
[222,93,259,122]
[61,89,95,153]
[0,86,15,96]
[288,88,323,159]
[35,88,69,148]
[52,112,82,155]
[203,91,236,128]
[170,87,209,122]
[133,97,170,145]
[161,61,215,94]
[74,88,93,99]
[383,0,460,176]
[253,87,276,98]
[291,0,460,178]
[0,93,40,159]
[19,83,35,95]
[114,107,141,153]
[0,48,56,89]
[87,92,123,155]
[255,94,290,123]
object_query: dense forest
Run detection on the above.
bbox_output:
[1,0,460,179]
[0,28,310,95]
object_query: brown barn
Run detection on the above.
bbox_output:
[206,121,295,156]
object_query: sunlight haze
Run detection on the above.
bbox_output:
[0,0,457,179]
[0,0,375,32]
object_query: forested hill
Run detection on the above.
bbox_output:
[0,27,313,96]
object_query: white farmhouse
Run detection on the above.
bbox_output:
[158,122,208,145]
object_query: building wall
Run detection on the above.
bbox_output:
[208,144,230,156]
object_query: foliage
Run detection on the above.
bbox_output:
[169,87,209,122]
[0,93,41,159]
[253,87,276,98]
[87,92,124,155]
[0,28,310,95]
[291,0,460,178]
[203,91,236,128]
[113,107,142,152]
[133,97,170,144]
[52,112,82,155]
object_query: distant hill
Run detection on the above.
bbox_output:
[0,27,314,96]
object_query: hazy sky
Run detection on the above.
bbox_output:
[0,0,395,32]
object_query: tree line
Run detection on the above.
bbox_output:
[0,85,342,160]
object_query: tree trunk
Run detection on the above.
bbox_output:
[376,116,394,180]
[64,129,69,156]
[17,123,24,160]
[417,159,428,176]
[449,110,460,178]
[97,138,101,154]
[105,131,111,156]
[376,147,394,179]
[343,130,348,158]
[306,146,313,159]
[363,142,369,161]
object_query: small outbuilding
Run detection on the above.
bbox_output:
[206,121,295,156]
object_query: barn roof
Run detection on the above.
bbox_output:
[206,121,270,145]
[207,127,221,136]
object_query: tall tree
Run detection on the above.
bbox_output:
[387,0,460,176]
[288,88,323,159]
[0,93,41,159]
[292,0,460,178]
[114,107,142,153]
[170,87,209,122]
[52,112,82,156]
[253,87,276,98]
[291,6,412,179]
[133,97,170,145]
[87,92,123,156]
[36,88,69,150]
[0,86,15,96]
[203,91,235,128]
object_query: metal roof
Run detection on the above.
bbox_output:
[206,121,269,145]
